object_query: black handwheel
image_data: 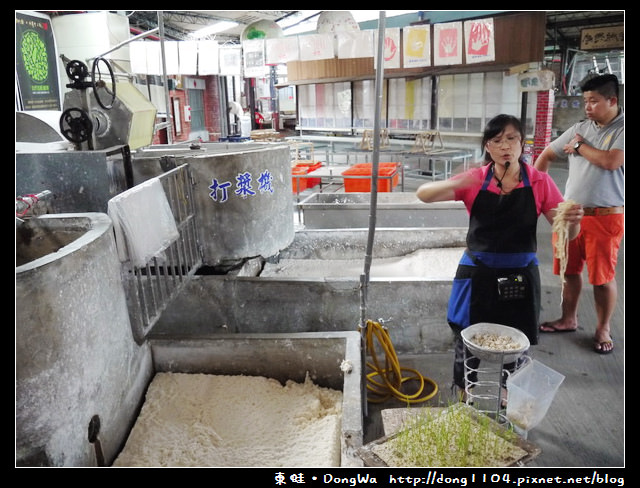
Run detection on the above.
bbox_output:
[59,108,93,143]
[91,57,116,110]
[66,59,89,82]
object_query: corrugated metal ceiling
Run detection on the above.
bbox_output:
[122,10,624,50]
[41,10,624,50]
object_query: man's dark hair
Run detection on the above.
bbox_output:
[581,74,619,99]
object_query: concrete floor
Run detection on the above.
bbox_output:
[297,160,625,467]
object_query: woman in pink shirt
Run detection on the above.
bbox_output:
[416,114,583,400]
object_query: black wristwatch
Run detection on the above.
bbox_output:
[574,141,584,154]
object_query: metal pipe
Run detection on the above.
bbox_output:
[158,11,174,144]
[16,190,53,215]
[360,11,386,329]
[359,12,386,420]
[88,27,159,61]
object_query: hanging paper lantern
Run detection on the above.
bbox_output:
[241,20,284,42]
[316,11,360,33]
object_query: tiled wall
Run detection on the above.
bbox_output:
[533,90,554,160]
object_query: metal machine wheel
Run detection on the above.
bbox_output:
[65,59,89,82]
[91,57,116,110]
[59,108,93,143]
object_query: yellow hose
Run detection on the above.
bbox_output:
[363,320,438,404]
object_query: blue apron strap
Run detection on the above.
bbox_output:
[481,165,494,190]
[521,163,531,187]
[484,162,531,190]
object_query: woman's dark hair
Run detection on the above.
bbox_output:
[481,114,525,164]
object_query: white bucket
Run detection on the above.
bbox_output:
[506,359,565,437]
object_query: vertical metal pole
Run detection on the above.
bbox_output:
[520,91,529,138]
[360,11,386,419]
[158,11,173,144]
[247,78,256,131]
[360,11,386,329]
[270,65,279,130]
[218,76,230,137]
[430,77,438,130]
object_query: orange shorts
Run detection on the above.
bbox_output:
[552,213,624,286]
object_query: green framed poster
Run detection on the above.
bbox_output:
[16,11,61,111]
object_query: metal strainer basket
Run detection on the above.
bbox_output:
[461,323,530,363]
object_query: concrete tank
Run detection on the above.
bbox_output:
[16,213,153,466]
[132,143,294,266]
[16,141,294,266]
[150,227,468,354]
[15,208,361,468]
[298,192,468,229]
[144,332,364,467]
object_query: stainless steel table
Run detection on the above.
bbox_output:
[403,149,473,181]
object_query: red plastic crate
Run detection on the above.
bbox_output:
[341,163,399,192]
[291,162,322,193]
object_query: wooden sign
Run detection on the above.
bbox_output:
[518,70,555,92]
[580,26,624,50]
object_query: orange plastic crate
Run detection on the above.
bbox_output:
[294,161,322,172]
[292,167,309,192]
[291,162,322,193]
[341,163,399,192]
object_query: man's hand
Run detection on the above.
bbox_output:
[563,133,585,155]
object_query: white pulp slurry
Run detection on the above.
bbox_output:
[261,247,465,279]
[113,373,343,467]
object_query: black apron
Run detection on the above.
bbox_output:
[447,163,541,345]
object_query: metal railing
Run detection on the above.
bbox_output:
[121,164,201,343]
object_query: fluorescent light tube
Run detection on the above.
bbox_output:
[191,20,239,38]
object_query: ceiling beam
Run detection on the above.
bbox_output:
[546,13,624,30]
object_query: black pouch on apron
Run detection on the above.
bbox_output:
[448,251,540,346]
[448,256,540,389]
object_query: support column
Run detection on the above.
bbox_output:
[533,90,555,160]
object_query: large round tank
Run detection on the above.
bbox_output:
[16,213,152,466]
[132,143,294,266]
[190,144,293,265]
